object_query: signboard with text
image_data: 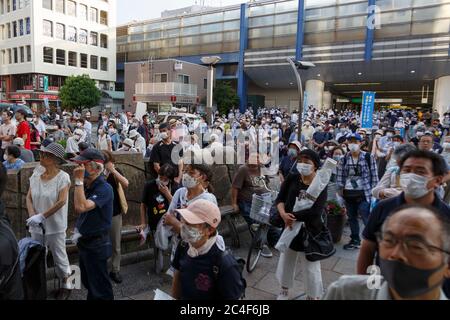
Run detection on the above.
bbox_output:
[361,91,376,129]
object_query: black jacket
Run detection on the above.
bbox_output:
[0,201,24,300]
[276,173,328,252]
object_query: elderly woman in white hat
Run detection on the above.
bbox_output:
[129,130,146,157]
[117,138,137,152]
[26,143,73,300]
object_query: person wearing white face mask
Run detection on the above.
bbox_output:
[128,130,146,157]
[357,150,450,298]
[96,128,112,152]
[65,128,83,158]
[275,149,327,300]
[278,141,301,183]
[337,133,379,250]
[117,138,137,152]
[162,163,217,276]
[171,200,246,300]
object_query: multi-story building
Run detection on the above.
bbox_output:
[0,0,116,110]
[117,0,450,116]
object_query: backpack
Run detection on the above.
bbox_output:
[175,241,247,300]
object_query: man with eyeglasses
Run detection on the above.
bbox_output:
[324,204,449,300]
[356,149,450,298]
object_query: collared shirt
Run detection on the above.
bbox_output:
[75,176,113,237]
[336,152,379,203]
[323,275,448,300]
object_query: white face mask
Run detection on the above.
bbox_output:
[182,173,199,189]
[443,142,450,150]
[348,143,360,153]
[400,173,432,199]
[160,132,169,140]
[393,142,401,148]
[180,224,204,244]
[386,133,393,138]
[297,163,313,176]
[3,154,8,161]
[156,177,169,186]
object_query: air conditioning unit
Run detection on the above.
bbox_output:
[174,62,183,71]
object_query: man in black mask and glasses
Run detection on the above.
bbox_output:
[323,204,450,300]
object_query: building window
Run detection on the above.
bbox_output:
[100,34,108,48]
[43,20,53,37]
[204,79,207,89]
[55,0,64,14]
[0,0,4,15]
[26,45,31,62]
[13,48,18,63]
[79,4,88,20]
[67,0,76,16]
[79,29,87,44]
[25,17,30,34]
[100,10,108,25]
[43,47,53,63]
[100,57,107,71]
[80,53,87,68]
[19,19,23,36]
[13,0,16,11]
[67,26,76,42]
[7,49,11,64]
[12,21,17,37]
[177,74,190,84]
[55,23,65,40]
[68,51,77,66]
[90,32,98,46]
[43,0,52,10]
[90,7,98,23]
[20,46,24,62]
[56,49,65,65]
[154,73,168,83]
[6,23,10,38]
[90,55,98,69]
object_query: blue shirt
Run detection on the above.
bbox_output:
[3,159,25,171]
[76,176,113,237]
[279,155,298,179]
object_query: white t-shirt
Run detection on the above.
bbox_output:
[29,170,71,235]
[168,188,218,214]
[134,136,147,156]
[98,134,110,151]
[66,136,80,154]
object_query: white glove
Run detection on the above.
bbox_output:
[26,213,46,227]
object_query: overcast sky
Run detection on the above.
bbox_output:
[117,0,246,25]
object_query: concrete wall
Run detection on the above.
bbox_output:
[2,152,237,239]
[248,83,299,112]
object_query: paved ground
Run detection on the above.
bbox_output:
[48,224,359,300]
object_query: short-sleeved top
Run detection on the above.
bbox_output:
[2,159,25,171]
[363,192,450,243]
[172,242,245,300]
[29,170,71,235]
[19,149,35,163]
[75,176,114,237]
[232,165,269,203]
[16,121,31,150]
[168,187,217,214]
[0,123,16,150]
[149,140,183,172]
[141,179,174,229]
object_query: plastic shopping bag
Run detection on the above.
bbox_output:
[275,222,302,253]
[154,218,173,250]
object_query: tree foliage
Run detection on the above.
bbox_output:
[59,75,101,111]
[213,81,239,115]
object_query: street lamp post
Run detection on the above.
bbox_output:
[201,56,221,125]
[286,58,315,142]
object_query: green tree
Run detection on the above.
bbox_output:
[213,81,239,115]
[59,75,101,112]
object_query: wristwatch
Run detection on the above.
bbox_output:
[74,179,84,187]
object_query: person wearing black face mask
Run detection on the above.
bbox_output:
[324,204,450,300]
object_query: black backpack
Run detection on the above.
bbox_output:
[342,151,373,180]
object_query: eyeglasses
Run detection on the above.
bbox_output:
[375,231,450,257]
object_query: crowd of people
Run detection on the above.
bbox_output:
[0,104,449,301]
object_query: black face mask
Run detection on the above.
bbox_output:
[380,258,446,299]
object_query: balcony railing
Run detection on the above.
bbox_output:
[135,82,198,97]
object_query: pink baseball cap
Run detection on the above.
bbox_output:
[176,199,221,228]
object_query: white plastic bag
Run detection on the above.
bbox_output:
[275,222,302,253]
[153,289,175,300]
[154,218,173,250]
